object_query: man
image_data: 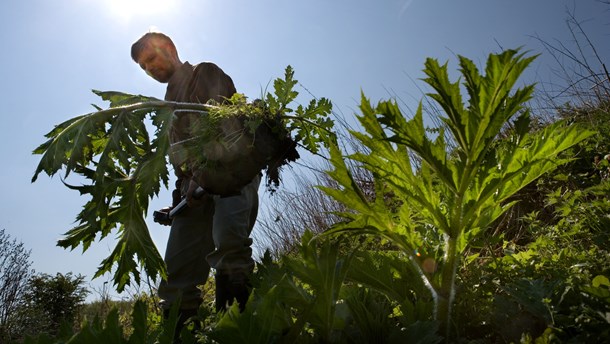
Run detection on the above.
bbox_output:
[131,32,259,322]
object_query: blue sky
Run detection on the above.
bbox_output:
[1,0,608,300]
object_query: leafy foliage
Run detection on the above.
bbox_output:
[319,49,593,337]
[31,67,334,292]
[0,229,34,343]
[20,273,89,340]
[23,298,193,344]
[266,66,335,155]
[209,231,354,343]
[169,66,334,162]
[182,67,334,194]
[28,40,610,342]
[31,91,172,292]
[457,180,610,342]
[208,231,442,343]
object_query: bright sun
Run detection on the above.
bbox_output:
[106,0,177,21]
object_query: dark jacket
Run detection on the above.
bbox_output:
[165,61,236,196]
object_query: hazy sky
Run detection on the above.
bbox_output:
[1,0,608,300]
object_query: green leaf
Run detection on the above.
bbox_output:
[33,91,173,291]
[127,300,150,344]
[273,65,298,110]
[592,275,610,288]
[283,231,353,338]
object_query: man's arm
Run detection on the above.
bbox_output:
[191,62,237,104]
[182,62,238,200]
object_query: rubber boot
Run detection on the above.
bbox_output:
[215,273,250,312]
[229,278,250,312]
[215,273,231,312]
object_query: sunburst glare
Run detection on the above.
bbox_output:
[106,0,178,21]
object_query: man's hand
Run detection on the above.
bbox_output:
[153,206,173,226]
[186,179,206,207]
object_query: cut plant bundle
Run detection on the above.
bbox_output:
[176,93,301,196]
[30,66,334,291]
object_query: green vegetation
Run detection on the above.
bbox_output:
[319,48,594,339]
[22,47,610,343]
[20,273,89,339]
[0,267,90,343]
[25,13,610,341]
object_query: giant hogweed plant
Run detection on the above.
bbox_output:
[30,66,333,292]
[319,49,593,338]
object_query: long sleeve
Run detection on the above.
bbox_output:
[189,62,236,104]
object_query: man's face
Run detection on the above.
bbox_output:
[137,42,176,83]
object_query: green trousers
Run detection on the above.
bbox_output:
[158,175,260,310]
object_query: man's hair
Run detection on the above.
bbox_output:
[131,32,177,62]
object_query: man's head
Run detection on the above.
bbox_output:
[131,32,182,83]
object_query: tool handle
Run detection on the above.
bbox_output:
[170,186,206,217]
[153,187,206,222]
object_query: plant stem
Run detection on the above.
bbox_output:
[437,235,459,340]
[95,100,215,116]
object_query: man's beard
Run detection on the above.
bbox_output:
[149,69,172,83]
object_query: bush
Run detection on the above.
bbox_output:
[20,273,89,339]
